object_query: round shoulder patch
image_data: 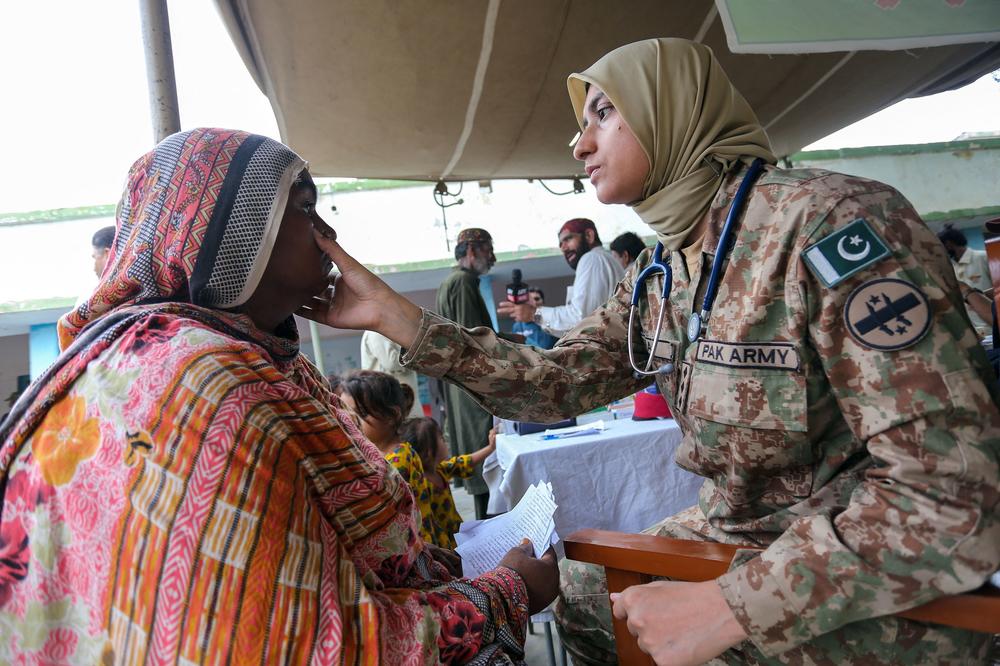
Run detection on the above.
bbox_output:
[844,278,931,351]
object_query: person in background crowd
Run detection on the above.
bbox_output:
[339,370,441,543]
[360,329,424,417]
[326,371,343,394]
[609,231,648,270]
[339,370,415,458]
[435,227,496,519]
[498,218,623,336]
[1,389,22,425]
[90,225,115,278]
[938,224,992,337]
[400,417,496,548]
[0,128,557,663]
[301,38,1000,665]
[512,287,558,349]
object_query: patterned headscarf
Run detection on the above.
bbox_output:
[60,128,306,348]
[2,129,306,470]
[567,39,775,250]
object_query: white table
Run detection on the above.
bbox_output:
[483,418,703,538]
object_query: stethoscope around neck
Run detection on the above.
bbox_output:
[627,158,765,378]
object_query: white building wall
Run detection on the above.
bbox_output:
[0,333,29,409]
[0,180,646,307]
[790,142,1000,219]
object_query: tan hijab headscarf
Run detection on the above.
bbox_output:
[568,38,776,250]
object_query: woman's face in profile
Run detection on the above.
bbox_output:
[264,172,335,303]
[572,85,649,206]
[238,172,336,333]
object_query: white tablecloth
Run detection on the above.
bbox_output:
[483,419,703,538]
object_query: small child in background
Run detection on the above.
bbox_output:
[339,370,415,455]
[326,372,343,396]
[400,417,496,548]
[339,370,438,543]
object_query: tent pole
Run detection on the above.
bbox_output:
[139,0,181,143]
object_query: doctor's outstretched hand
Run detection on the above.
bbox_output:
[609,580,748,666]
[300,228,423,348]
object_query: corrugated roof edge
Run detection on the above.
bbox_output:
[789,137,1000,162]
[0,239,609,315]
[0,297,77,314]
[0,180,428,227]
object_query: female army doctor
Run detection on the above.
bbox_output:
[302,39,1000,665]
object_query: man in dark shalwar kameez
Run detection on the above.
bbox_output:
[435,228,496,519]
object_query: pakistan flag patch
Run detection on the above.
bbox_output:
[803,218,890,288]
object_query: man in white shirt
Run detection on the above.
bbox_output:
[498,218,623,336]
[360,330,424,418]
[91,226,116,278]
[938,225,992,337]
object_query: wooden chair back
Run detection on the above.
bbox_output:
[985,234,1000,317]
[564,529,1000,666]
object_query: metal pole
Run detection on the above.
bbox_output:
[309,320,327,375]
[139,0,181,143]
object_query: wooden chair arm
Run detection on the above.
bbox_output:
[985,236,1000,317]
[565,528,750,580]
[564,528,1000,664]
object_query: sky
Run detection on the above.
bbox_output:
[0,1,279,213]
[0,0,997,216]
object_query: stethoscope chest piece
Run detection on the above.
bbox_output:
[687,313,702,343]
[626,158,765,377]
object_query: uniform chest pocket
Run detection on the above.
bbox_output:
[686,364,807,432]
[684,361,812,506]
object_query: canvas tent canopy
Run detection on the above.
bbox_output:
[213,0,1000,182]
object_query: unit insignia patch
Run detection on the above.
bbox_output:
[844,278,930,351]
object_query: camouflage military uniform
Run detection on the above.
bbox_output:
[403,165,1000,664]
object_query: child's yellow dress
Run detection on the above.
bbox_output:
[428,455,475,548]
[384,442,435,542]
[385,443,474,548]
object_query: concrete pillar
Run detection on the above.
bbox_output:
[309,320,327,375]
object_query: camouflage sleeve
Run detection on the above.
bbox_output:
[717,187,1000,654]
[401,266,650,422]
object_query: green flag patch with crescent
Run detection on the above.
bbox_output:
[803,218,890,288]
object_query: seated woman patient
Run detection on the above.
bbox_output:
[0,128,556,664]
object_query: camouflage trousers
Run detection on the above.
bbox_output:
[555,507,990,665]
